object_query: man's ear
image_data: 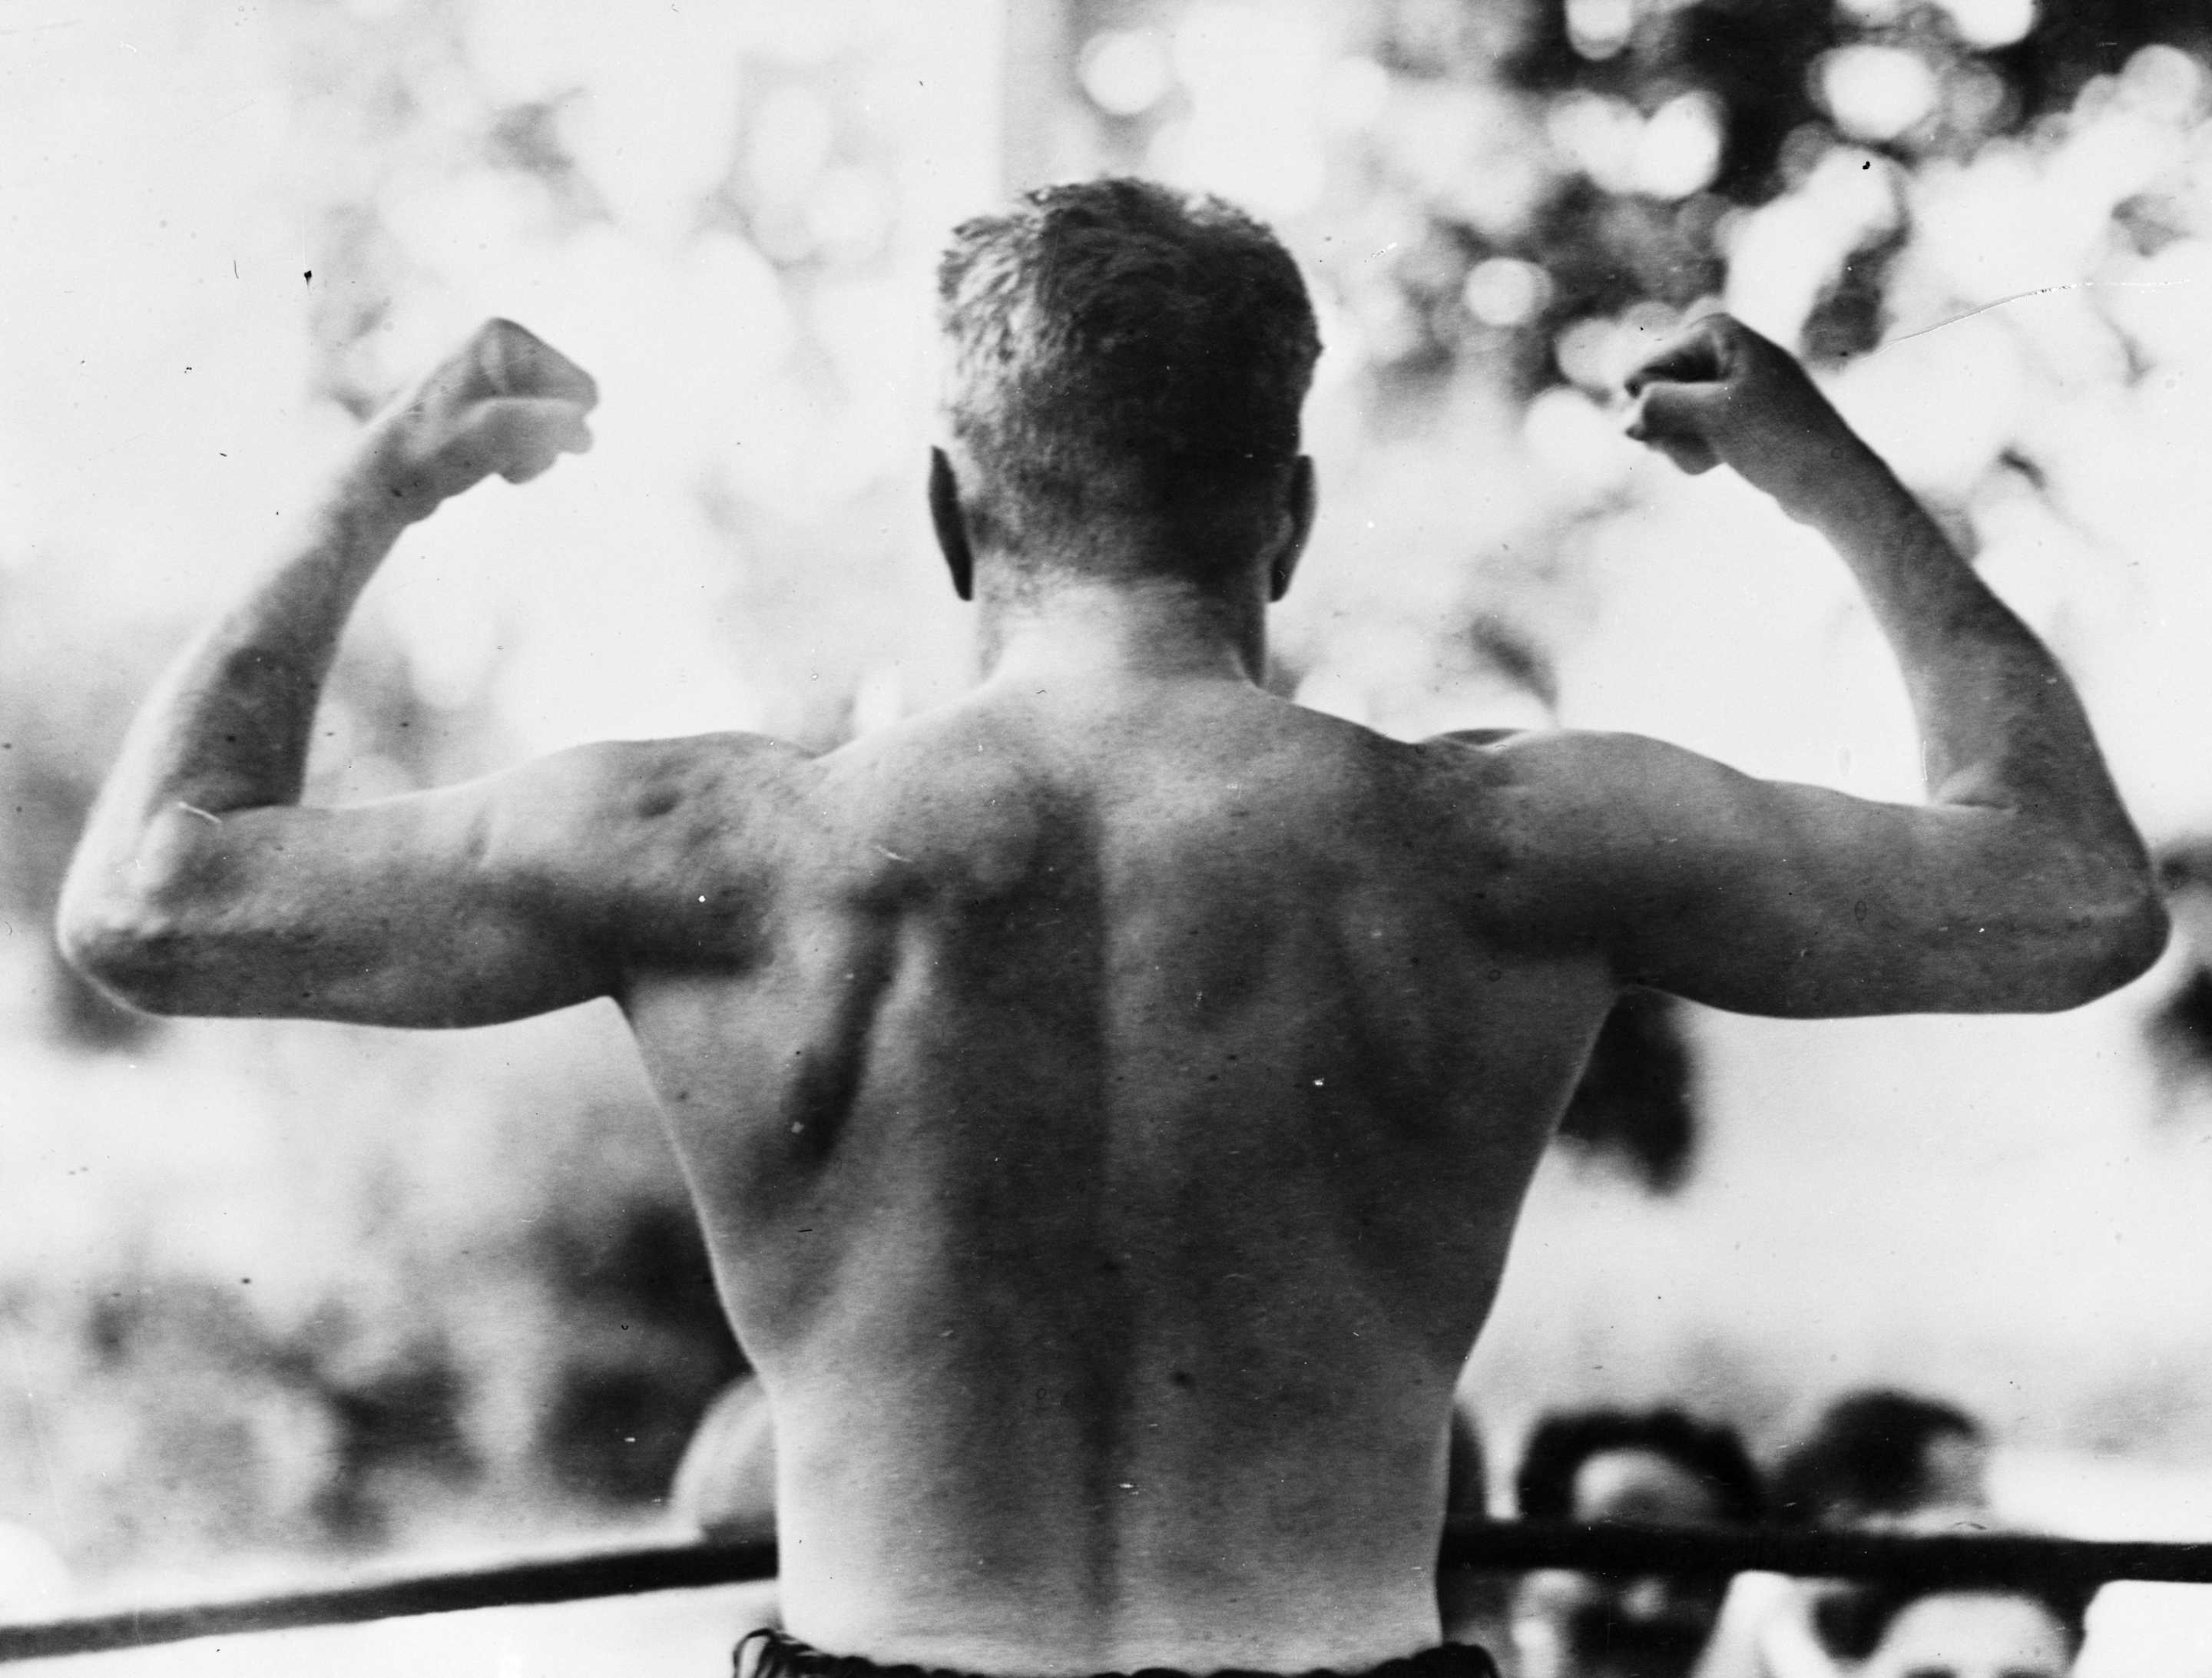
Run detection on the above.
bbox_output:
[1268,456,1316,603]
[929,448,975,602]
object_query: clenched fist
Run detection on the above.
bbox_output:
[1623,314,1872,519]
[353,319,598,524]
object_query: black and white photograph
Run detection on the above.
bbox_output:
[5,2,2212,1674]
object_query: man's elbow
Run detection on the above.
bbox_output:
[55,888,204,1017]
[2094,882,2172,994]
[2032,881,2171,1011]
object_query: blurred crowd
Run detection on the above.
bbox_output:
[1470,1390,2066,1678]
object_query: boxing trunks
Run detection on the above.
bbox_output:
[734,1629,1501,1678]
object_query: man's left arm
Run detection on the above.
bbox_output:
[58,319,624,1027]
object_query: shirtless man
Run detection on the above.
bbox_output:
[58,180,2164,1678]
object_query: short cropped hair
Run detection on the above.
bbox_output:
[936,177,1320,574]
[1771,1389,1983,1527]
[1515,1407,1766,1526]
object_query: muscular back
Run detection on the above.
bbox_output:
[618,677,1618,1673]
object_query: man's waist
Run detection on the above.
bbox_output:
[739,1629,1501,1678]
[771,1548,1451,1678]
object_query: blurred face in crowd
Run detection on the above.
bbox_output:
[1911,1431,1992,1521]
[1842,1431,1992,1534]
[1511,1448,1733,1678]
[1853,1590,2075,1678]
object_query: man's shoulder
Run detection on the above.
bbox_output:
[1415,724,1637,795]
[520,730,814,812]
[489,730,819,880]
[1416,724,1720,803]
[479,731,837,966]
[1406,725,1737,882]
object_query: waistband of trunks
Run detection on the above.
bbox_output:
[732,1627,1502,1678]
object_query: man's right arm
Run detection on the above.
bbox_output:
[56,319,800,1028]
[1459,316,2164,1018]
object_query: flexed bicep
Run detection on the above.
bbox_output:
[1482,732,2164,1020]
[63,734,800,1028]
[63,754,627,1028]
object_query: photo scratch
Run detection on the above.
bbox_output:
[1883,276,2199,347]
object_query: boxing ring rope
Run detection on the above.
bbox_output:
[3,1521,2210,1663]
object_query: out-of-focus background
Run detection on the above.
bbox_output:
[12,0,2212,1663]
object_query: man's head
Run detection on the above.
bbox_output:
[1812,1581,2088,1678]
[1510,1408,1765,1678]
[1515,1407,1766,1529]
[932,177,1320,600]
[1771,1389,1988,1530]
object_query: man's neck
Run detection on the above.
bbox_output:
[976,569,1267,690]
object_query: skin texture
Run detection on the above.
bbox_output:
[59,313,2164,1676]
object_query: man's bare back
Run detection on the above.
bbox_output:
[624,677,1607,1668]
[58,182,2164,1676]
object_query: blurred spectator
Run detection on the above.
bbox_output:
[0,1521,68,1617]
[1448,1394,1488,1524]
[1811,1580,2088,1678]
[1508,1407,1766,1678]
[1771,1392,1989,1531]
[1440,1395,1509,1649]
[666,1373,783,1643]
[669,1375,776,1546]
[1695,1391,1992,1678]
